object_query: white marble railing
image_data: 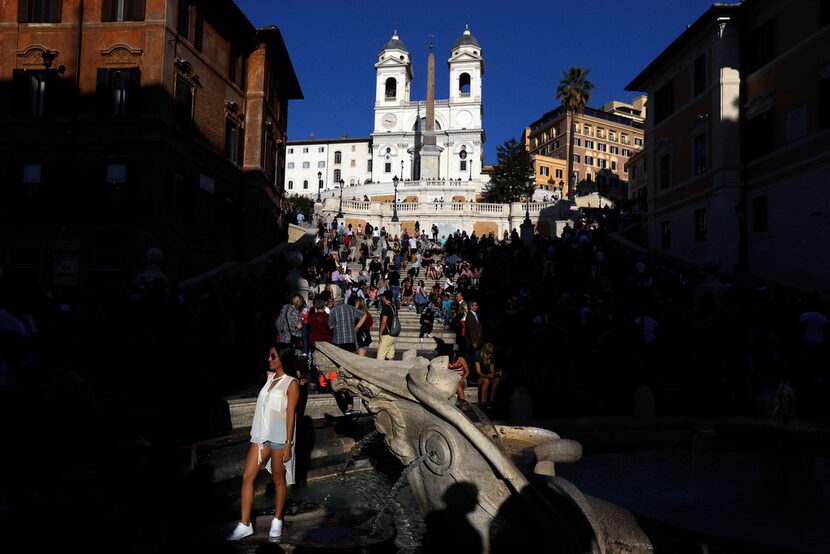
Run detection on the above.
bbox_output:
[323,198,560,219]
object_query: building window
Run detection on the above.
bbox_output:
[621,134,629,145]
[303,147,308,153]
[368,159,373,172]
[288,148,293,154]
[610,146,619,155]
[583,125,591,136]
[263,126,273,177]
[694,208,707,242]
[661,220,671,250]
[659,153,671,189]
[539,166,549,176]
[334,151,342,164]
[693,53,706,96]
[318,146,324,153]
[745,111,773,160]
[350,160,356,167]
[459,73,471,97]
[385,77,397,100]
[287,180,293,190]
[597,159,607,169]
[820,73,830,130]
[693,133,707,176]
[318,161,325,168]
[17,0,62,22]
[585,140,594,149]
[611,161,617,171]
[634,137,643,146]
[102,0,145,21]
[287,162,294,169]
[654,80,675,124]
[460,160,468,171]
[96,68,140,116]
[753,195,768,233]
[228,43,247,90]
[746,19,775,74]
[622,148,631,157]
[302,162,310,169]
[609,131,616,142]
[334,169,341,181]
[598,143,607,153]
[177,1,203,50]
[596,129,605,139]
[174,76,193,131]
[12,69,58,117]
[572,154,581,163]
[303,180,308,189]
[351,145,356,152]
[384,162,391,173]
[555,168,563,179]
[224,119,244,165]
[585,156,594,166]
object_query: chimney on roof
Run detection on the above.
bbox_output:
[341,134,348,138]
[310,132,315,141]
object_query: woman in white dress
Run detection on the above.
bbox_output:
[227,344,301,541]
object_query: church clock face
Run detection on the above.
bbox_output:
[382,113,397,129]
[456,110,472,127]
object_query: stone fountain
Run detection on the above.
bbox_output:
[313,343,653,553]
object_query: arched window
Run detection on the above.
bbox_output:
[303,180,308,189]
[412,118,442,131]
[459,73,471,97]
[385,77,397,99]
[334,169,341,182]
[287,180,293,189]
[334,151,342,164]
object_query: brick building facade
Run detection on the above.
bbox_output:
[0,0,302,286]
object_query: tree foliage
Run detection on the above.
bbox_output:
[482,138,535,203]
[286,194,314,217]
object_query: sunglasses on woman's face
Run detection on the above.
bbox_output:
[268,353,278,361]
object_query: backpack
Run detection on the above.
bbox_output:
[387,305,401,337]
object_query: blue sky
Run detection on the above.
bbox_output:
[236,0,718,162]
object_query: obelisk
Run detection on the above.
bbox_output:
[419,36,443,179]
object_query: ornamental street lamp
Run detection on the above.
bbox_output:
[391,175,399,222]
[336,178,344,219]
[524,178,533,225]
[317,171,323,203]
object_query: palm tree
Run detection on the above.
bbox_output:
[556,67,595,201]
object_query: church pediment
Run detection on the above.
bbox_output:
[449,52,481,63]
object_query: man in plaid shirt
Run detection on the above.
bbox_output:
[328,296,363,352]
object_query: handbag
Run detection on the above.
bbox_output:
[357,326,372,347]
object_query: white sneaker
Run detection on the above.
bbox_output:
[269,518,283,539]
[227,521,253,541]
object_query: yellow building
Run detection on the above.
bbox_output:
[523,99,646,201]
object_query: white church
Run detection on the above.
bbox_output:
[285,27,487,202]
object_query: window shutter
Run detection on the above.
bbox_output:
[127,68,141,115]
[237,125,245,166]
[96,68,110,115]
[18,0,30,22]
[193,7,203,50]
[48,0,63,22]
[101,0,112,21]
[12,70,29,116]
[43,70,59,116]
[131,0,145,21]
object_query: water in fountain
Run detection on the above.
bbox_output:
[321,429,381,506]
[364,450,433,533]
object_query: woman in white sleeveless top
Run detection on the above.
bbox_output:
[227,344,300,541]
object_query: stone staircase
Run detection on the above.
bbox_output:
[345,260,455,361]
